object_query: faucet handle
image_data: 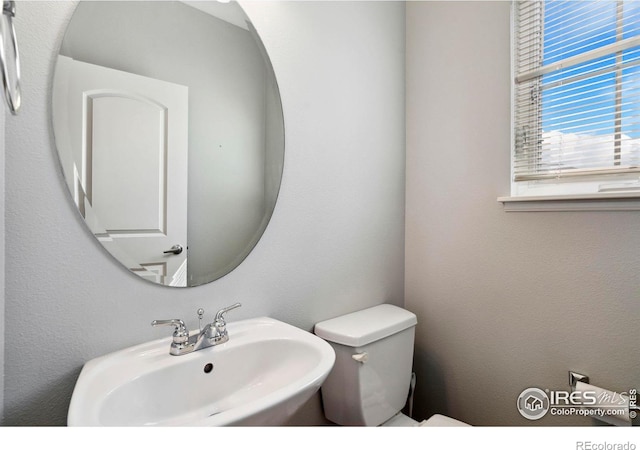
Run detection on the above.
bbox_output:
[151,319,189,344]
[214,303,241,326]
[211,303,241,341]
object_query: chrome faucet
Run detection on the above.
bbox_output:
[151,303,241,356]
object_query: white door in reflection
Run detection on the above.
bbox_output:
[53,56,189,286]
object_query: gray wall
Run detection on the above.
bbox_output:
[3,1,405,425]
[0,71,4,424]
[406,1,640,426]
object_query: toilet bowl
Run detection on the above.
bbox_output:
[383,412,469,427]
[314,304,469,427]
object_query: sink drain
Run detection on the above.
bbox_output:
[203,363,214,373]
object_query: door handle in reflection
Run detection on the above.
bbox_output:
[163,244,183,255]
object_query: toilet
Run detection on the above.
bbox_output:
[314,304,469,427]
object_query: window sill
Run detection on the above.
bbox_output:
[497,193,640,212]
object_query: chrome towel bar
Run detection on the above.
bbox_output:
[0,0,20,115]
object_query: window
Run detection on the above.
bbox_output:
[512,0,640,198]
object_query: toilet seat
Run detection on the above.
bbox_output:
[381,412,420,426]
[381,413,470,427]
[419,414,470,427]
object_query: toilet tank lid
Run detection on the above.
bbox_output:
[314,304,417,347]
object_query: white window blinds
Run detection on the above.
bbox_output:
[514,0,640,183]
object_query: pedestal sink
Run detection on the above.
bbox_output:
[67,317,335,426]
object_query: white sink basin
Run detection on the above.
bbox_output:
[67,317,335,426]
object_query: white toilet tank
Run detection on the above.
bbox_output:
[314,304,417,426]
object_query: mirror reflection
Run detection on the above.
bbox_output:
[52,1,285,287]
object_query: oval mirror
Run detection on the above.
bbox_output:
[51,1,284,287]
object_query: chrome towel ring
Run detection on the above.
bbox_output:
[0,0,20,115]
